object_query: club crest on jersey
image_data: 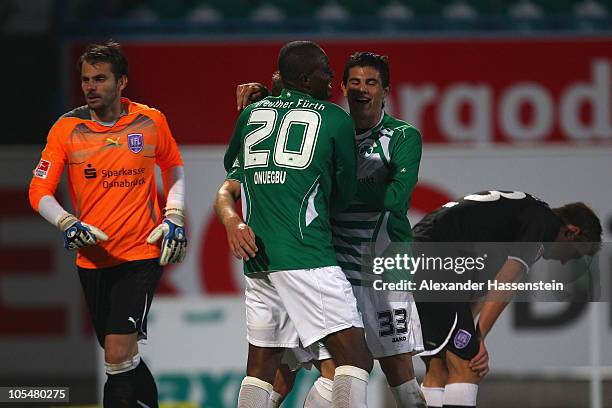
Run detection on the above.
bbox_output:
[359,143,374,158]
[128,133,143,154]
[453,329,472,349]
[34,159,51,179]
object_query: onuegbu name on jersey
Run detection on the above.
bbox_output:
[254,170,286,185]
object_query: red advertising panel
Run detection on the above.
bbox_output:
[71,37,612,145]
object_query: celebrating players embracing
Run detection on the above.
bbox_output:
[234,52,427,408]
[215,41,373,408]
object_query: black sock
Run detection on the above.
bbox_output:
[134,359,158,408]
[104,369,136,408]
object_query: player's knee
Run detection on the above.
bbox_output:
[105,344,134,365]
[449,368,483,384]
[339,344,374,373]
[273,386,289,399]
[422,356,448,387]
[379,354,415,385]
[354,346,374,373]
[317,359,337,380]
[104,333,138,364]
[379,353,413,374]
[362,353,374,373]
[446,353,482,383]
[340,350,374,373]
[105,353,140,375]
[352,336,374,373]
[324,327,373,372]
[273,366,296,397]
[273,381,292,398]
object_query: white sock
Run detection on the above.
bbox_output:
[304,377,333,407]
[443,383,478,407]
[332,365,369,408]
[421,386,444,407]
[390,378,427,408]
[269,390,283,408]
[237,376,273,408]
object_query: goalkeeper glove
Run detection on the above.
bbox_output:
[146,207,187,266]
[58,213,108,251]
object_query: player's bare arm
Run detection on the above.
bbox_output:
[236,72,284,111]
[477,258,525,337]
[214,180,258,260]
[469,258,525,376]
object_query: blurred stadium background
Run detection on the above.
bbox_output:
[1,0,612,406]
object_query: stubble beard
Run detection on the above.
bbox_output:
[88,88,119,118]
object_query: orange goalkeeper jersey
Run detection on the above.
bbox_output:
[29,98,183,268]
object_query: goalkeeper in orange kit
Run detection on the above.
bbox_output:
[28,40,186,408]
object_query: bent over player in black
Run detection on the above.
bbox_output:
[411,190,601,408]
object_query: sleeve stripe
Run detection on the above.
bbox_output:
[507,256,530,273]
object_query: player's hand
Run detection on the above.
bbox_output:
[146,209,187,266]
[225,216,258,260]
[58,213,108,251]
[469,339,489,377]
[236,83,269,111]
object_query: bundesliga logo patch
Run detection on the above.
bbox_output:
[453,329,472,349]
[128,133,144,154]
[34,159,51,179]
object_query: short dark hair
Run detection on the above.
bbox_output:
[553,202,602,252]
[342,52,390,88]
[77,40,129,81]
[278,41,325,83]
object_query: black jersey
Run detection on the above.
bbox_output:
[413,190,562,269]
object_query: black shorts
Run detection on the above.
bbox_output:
[78,258,162,347]
[415,301,480,360]
[411,240,480,360]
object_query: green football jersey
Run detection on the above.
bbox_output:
[332,112,422,283]
[224,89,357,274]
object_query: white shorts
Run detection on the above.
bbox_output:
[282,341,331,371]
[282,283,423,369]
[245,266,363,348]
[354,285,423,358]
